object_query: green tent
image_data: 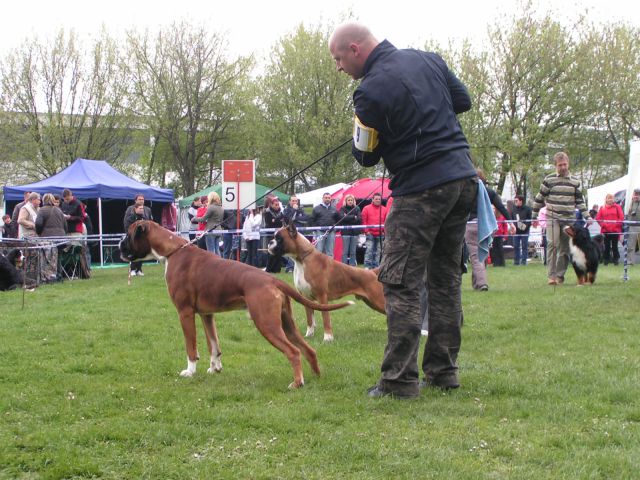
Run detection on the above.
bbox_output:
[178,183,290,208]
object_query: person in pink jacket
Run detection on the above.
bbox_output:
[596,193,624,265]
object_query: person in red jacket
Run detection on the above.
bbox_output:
[61,189,85,237]
[195,196,209,250]
[490,208,509,267]
[360,193,388,269]
[596,193,624,265]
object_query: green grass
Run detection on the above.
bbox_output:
[1,261,638,479]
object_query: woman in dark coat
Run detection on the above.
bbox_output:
[339,194,362,266]
[36,193,68,282]
[36,193,68,237]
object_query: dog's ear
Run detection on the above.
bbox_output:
[134,221,148,239]
[287,221,298,239]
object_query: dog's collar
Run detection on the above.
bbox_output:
[164,241,193,258]
[298,249,314,262]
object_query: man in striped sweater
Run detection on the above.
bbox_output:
[532,152,591,285]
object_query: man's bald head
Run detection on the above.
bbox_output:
[329,22,376,51]
[329,22,379,80]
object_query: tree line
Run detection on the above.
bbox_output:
[0,4,638,199]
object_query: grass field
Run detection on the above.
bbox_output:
[1,260,639,479]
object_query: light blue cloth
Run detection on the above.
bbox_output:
[476,182,498,264]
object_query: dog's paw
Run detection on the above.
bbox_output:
[305,327,315,338]
[323,333,334,342]
[180,359,197,377]
[207,359,222,373]
[288,380,305,389]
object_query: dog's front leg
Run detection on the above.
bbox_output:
[201,313,223,373]
[304,306,316,338]
[312,292,334,342]
[178,309,199,377]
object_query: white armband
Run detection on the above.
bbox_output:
[353,115,379,152]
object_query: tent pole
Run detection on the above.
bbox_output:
[99,197,104,266]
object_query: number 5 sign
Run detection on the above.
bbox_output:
[222,160,256,210]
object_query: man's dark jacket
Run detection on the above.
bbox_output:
[512,204,533,234]
[311,203,339,228]
[352,40,476,196]
[61,197,85,233]
[283,206,310,229]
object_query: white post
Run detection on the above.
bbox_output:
[98,197,104,266]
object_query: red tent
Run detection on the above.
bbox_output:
[331,177,392,262]
[332,177,391,209]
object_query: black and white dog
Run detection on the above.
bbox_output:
[0,248,26,291]
[563,223,601,285]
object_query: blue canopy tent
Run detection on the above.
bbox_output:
[3,158,174,265]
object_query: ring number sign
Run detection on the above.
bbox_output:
[222,160,256,210]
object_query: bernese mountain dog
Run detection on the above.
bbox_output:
[563,223,601,285]
[0,248,27,291]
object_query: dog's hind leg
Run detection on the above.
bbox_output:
[178,309,199,377]
[201,313,223,373]
[281,299,320,377]
[359,294,386,315]
[248,298,305,389]
[304,306,316,338]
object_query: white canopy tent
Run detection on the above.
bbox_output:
[587,140,640,211]
[587,175,630,209]
[296,182,349,206]
[624,141,640,213]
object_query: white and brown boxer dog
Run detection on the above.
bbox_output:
[268,223,385,341]
[119,220,353,389]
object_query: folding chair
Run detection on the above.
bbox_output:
[59,244,83,280]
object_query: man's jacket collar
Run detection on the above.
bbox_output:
[362,40,396,77]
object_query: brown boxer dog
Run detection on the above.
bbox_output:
[268,223,385,341]
[119,220,353,389]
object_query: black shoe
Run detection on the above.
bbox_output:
[419,375,460,391]
[366,385,418,400]
[479,285,489,291]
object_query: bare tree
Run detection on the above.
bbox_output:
[584,22,640,166]
[253,23,358,191]
[0,29,133,179]
[126,23,254,196]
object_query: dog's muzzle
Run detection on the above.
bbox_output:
[118,234,136,262]
[267,235,284,257]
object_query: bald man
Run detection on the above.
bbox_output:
[330,23,478,399]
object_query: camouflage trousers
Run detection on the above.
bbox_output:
[376,177,478,396]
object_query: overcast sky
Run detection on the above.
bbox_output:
[1,0,638,63]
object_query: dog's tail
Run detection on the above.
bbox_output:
[275,280,354,311]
